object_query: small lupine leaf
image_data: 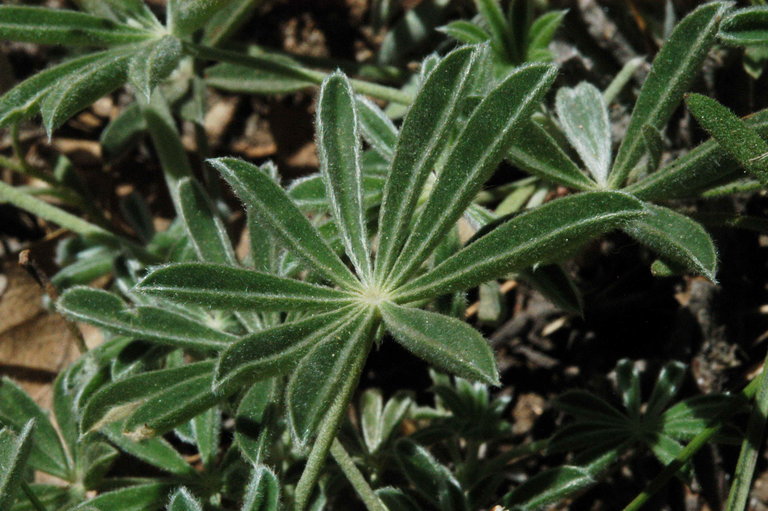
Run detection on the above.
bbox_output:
[81,361,214,433]
[235,379,276,465]
[374,45,480,282]
[356,96,398,161]
[0,51,112,127]
[287,310,374,443]
[58,287,235,350]
[0,6,152,46]
[167,0,228,36]
[209,157,359,289]
[507,120,596,191]
[215,308,355,393]
[316,72,372,280]
[166,487,203,511]
[102,423,195,476]
[623,204,718,281]
[719,7,768,47]
[645,361,687,418]
[0,421,35,509]
[129,35,183,100]
[177,179,236,265]
[395,191,646,302]
[0,379,70,479]
[242,465,280,511]
[555,82,612,186]
[69,483,171,511]
[381,302,499,386]
[662,394,741,439]
[527,10,567,60]
[389,63,557,286]
[685,93,768,186]
[503,465,595,509]
[40,48,135,135]
[554,390,627,425]
[138,263,355,311]
[438,20,491,45]
[609,2,731,187]
[288,173,386,212]
[626,108,768,200]
[394,438,468,510]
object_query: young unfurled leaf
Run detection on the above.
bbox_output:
[356,96,398,162]
[609,2,730,187]
[389,63,557,285]
[395,191,646,302]
[0,379,71,479]
[69,483,171,511]
[623,204,718,281]
[555,82,612,186]
[242,465,280,511]
[166,487,203,511]
[167,0,228,37]
[41,48,136,134]
[287,310,375,443]
[317,73,372,280]
[381,303,499,386]
[0,6,152,46]
[374,45,479,282]
[0,421,35,509]
[685,93,768,186]
[58,287,235,350]
[394,438,468,510]
[129,35,183,100]
[719,6,768,47]
[215,308,355,393]
[209,158,359,289]
[138,263,355,311]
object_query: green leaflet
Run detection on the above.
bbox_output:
[288,173,386,213]
[527,10,567,61]
[503,465,595,509]
[0,51,112,127]
[177,178,236,265]
[555,82,611,186]
[209,157,359,289]
[389,62,557,286]
[374,45,479,283]
[58,287,235,350]
[380,302,499,386]
[623,204,718,282]
[356,96,398,161]
[192,407,219,468]
[214,308,355,393]
[0,379,71,480]
[0,421,34,510]
[40,47,136,135]
[287,309,375,443]
[235,380,276,465]
[129,35,183,100]
[395,191,646,302]
[0,6,152,46]
[438,20,491,45]
[685,93,768,186]
[394,438,468,510]
[69,483,171,511]
[474,0,515,62]
[242,465,280,511]
[205,59,314,95]
[138,263,355,311]
[202,0,258,46]
[166,488,203,511]
[81,361,214,432]
[609,1,730,188]
[719,6,768,47]
[507,120,596,191]
[316,73,372,280]
[360,389,411,454]
[167,0,228,37]
[101,423,195,477]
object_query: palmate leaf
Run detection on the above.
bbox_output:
[316,73,372,280]
[58,287,235,350]
[374,45,480,283]
[208,158,359,289]
[395,191,646,302]
[623,204,718,281]
[287,309,375,443]
[389,62,558,286]
[0,421,35,510]
[129,35,183,100]
[0,6,152,46]
[380,303,499,386]
[138,263,355,311]
[609,1,731,187]
[555,82,611,186]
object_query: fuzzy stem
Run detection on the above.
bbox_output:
[330,439,387,511]
[183,42,414,106]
